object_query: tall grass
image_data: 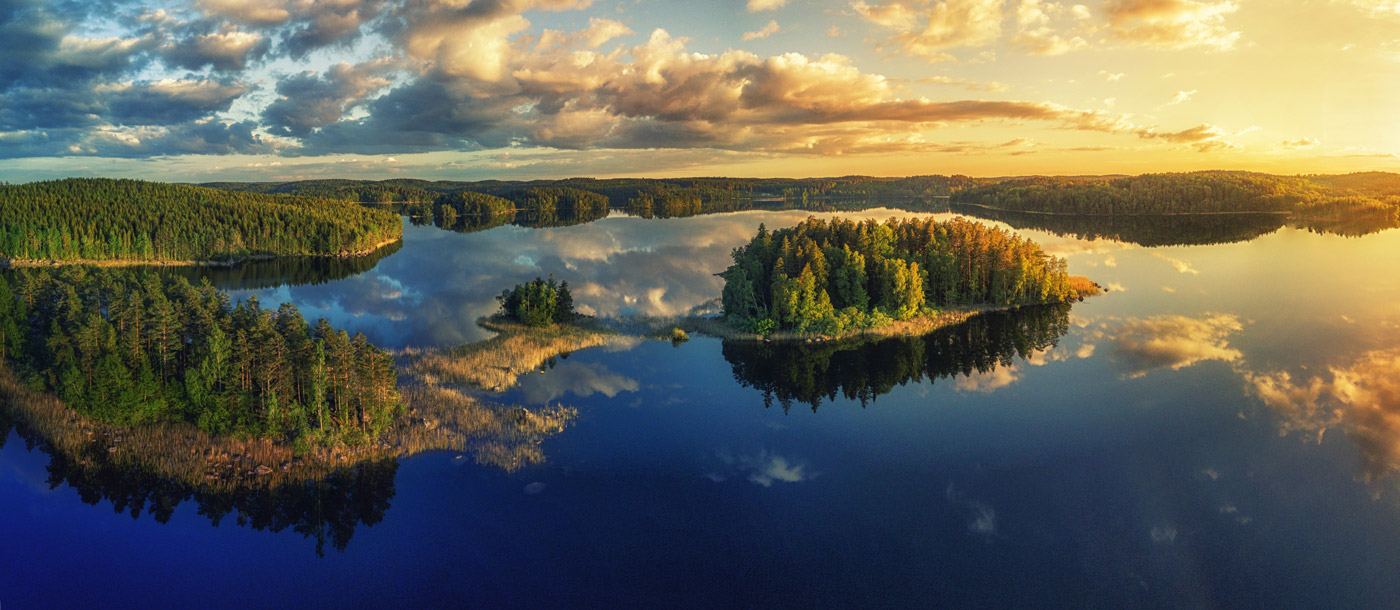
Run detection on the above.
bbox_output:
[399,316,638,390]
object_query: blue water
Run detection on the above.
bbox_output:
[4,209,1400,608]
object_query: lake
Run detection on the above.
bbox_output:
[4,204,1400,609]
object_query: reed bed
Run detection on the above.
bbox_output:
[399,317,638,391]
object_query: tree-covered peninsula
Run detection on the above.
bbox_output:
[0,268,401,446]
[951,171,1400,223]
[720,217,1092,336]
[0,178,402,264]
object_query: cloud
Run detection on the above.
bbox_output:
[262,59,397,137]
[1011,0,1089,55]
[1346,0,1400,16]
[712,449,816,486]
[743,20,781,41]
[1152,252,1199,273]
[1162,89,1198,107]
[955,365,1022,393]
[1278,137,1321,150]
[920,75,1009,92]
[853,0,1005,62]
[1107,313,1244,378]
[1137,123,1238,152]
[1244,349,1400,482]
[160,28,268,71]
[513,360,640,403]
[748,0,789,11]
[1103,0,1241,50]
[0,0,1245,162]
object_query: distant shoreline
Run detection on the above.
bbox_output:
[949,201,1294,217]
[0,237,403,270]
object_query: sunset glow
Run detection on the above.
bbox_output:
[2,0,1396,181]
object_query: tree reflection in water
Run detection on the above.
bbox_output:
[723,304,1072,412]
[0,410,395,557]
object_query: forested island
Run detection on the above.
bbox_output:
[718,217,1095,338]
[0,178,402,264]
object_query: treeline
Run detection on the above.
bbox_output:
[949,203,1286,247]
[497,277,575,326]
[721,217,1082,334]
[0,268,400,445]
[724,304,1071,411]
[951,171,1400,223]
[202,175,990,205]
[626,189,703,218]
[0,179,401,262]
[503,187,609,213]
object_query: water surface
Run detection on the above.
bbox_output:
[4,205,1400,609]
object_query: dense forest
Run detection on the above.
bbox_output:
[502,187,610,213]
[0,268,400,446]
[497,277,575,326]
[202,175,986,205]
[951,171,1400,223]
[0,179,402,263]
[720,217,1083,334]
[724,304,1071,411]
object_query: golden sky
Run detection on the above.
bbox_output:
[1,0,1397,180]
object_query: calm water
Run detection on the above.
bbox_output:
[4,206,1400,609]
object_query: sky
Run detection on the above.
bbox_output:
[1,0,1398,182]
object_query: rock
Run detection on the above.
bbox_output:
[281,462,292,472]
[107,446,117,453]
[255,465,273,475]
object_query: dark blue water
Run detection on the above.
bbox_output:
[4,209,1400,609]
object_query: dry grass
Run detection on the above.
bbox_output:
[0,345,582,490]
[1069,275,1103,298]
[619,307,999,345]
[390,382,576,472]
[0,367,392,490]
[399,316,638,391]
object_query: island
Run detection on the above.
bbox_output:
[713,217,1097,341]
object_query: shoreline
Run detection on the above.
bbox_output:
[666,306,1004,345]
[0,237,403,270]
[949,201,1294,217]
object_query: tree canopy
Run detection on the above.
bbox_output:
[0,178,402,262]
[497,276,576,327]
[0,267,400,446]
[721,217,1083,334]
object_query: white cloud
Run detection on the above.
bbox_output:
[743,20,781,41]
[748,0,789,11]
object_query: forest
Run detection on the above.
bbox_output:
[724,304,1071,411]
[202,174,986,205]
[497,277,576,327]
[0,179,402,263]
[720,217,1084,335]
[950,171,1400,223]
[0,267,401,446]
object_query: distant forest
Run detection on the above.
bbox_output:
[950,171,1400,222]
[721,217,1084,334]
[198,172,1400,231]
[0,268,400,446]
[200,175,983,205]
[0,179,402,263]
